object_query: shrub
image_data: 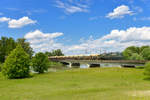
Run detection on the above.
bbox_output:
[144,62,150,76]
[2,45,30,79]
[32,52,49,74]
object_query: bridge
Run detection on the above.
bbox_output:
[48,55,147,68]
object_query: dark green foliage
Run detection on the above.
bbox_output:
[51,49,64,56]
[17,38,34,59]
[45,49,64,56]
[0,63,3,72]
[144,62,150,76]
[0,37,34,63]
[0,37,16,63]
[2,45,30,79]
[32,52,49,73]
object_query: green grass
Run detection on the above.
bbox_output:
[0,68,150,100]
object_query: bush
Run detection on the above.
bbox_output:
[144,62,150,76]
[32,52,49,74]
[2,45,30,79]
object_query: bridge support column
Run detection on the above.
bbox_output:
[71,63,80,66]
[68,63,80,68]
[60,62,70,66]
[121,64,135,68]
[89,64,100,68]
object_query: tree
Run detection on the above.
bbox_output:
[32,52,49,74]
[2,45,30,79]
[45,49,64,57]
[144,62,150,76]
[0,37,34,63]
[0,63,3,72]
[52,49,64,56]
[45,51,53,56]
[140,46,149,52]
[123,46,150,60]
[123,46,140,59]
[0,37,16,63]
[130,53,144,60]
[141,47,150,60]
[17,38,34,58]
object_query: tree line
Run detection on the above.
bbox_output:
[99,46,150,60]
[123,46,150,60]
[0,37,33,63]
[0,37,64,63]
[0,36,64,79]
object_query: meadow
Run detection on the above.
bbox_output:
[0,67,150,100]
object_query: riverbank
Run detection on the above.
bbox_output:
[0,68,150,100]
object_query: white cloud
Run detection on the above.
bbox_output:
[8,16,36,28]
[25,30,63,39]
[25,27,150,55]
[0,17,10,22]
[102,27,150,41]
[55,0,89,14]
[24,30,64,52]
[106,5,133,19]
[70,27,150,54]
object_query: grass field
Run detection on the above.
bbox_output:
[0,68,150,100]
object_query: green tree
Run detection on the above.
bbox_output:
[123,46,150,60]
[0,37,16,63]
[130,53,144,60]
[144,62,150,76]
[140,46,149,52]
[141,47,150,60]
[45,49,64,56]
[45,51,53,56]
[0,63,3,72]
[2,44,30,79]
[123,46,137,59]
[17,38,34,58]
[32,52,49,74]
[51,49,64,56]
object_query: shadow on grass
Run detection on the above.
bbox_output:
[135,66,145,69]
[143,77,150,81]
[6,74,35,80]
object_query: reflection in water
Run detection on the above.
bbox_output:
[80,64,89,68]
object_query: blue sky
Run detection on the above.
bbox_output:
[0,0,150,55]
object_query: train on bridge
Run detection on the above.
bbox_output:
[49,53,124,61]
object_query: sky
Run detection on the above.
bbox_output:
[0,0,150,55]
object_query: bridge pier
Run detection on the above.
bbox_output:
[89,64,100,68]
[61,62,70,66]
[121,64,135,68]
[68,62,80,68]
[71,63,80,66]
